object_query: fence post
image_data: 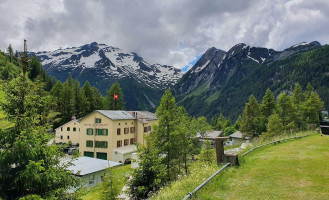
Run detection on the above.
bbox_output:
[215,137,229,165]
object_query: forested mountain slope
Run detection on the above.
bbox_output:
[173,42,329,121]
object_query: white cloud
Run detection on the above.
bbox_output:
[0,0,328,69]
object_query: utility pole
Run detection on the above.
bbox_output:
[21,39,29,79]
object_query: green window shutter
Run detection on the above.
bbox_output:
[98,141,101,148]
[86,129,89,135]
[105,141,108,148]
[86,141,88,147]
[99,119,102,123]
[105,129,108,135]
[91,141,93,147]
[91,129,94,135]
[100,129,103,135]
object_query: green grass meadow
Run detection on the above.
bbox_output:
[195,133,329,200]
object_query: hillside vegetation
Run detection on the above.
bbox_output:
[194,134,329,199]
[175,45,329,121]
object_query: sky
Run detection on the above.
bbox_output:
[1,0,329,72]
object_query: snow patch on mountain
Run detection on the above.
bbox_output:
[33,42,183,90]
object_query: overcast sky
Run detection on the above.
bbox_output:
[1,0,328,71]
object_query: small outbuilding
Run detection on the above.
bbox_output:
[196,131,223,140]
[229,131,244,145]
[65,156,121,189]
[112,145,137,164]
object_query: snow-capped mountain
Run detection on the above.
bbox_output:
[175,41,321,94]
[31,42,183,111]
[32,42,182,90]
[173,41,323,119]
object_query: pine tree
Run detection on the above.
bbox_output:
[153,90,180,181]
[129,134,166,199]
[100,168,120,200]
[60,75,75,123]
[0,76,77,199]
[73,80,88,118]
[265,113,284,137]
[7,44,13,61]
[260,88,276,119]
[240,95,261,136]
[105,82,125,110]
[83,81,95,113]
[292,83,306,129]
[93,87,105,110]
[277,93,297,127]
[28,56,42,81]
[303,92,324,124]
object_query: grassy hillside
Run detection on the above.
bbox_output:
[0,87,12,129]
[194,134,329,199]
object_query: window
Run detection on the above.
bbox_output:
[86,140,93,147]
[95,118,101,123]
[95,141,108,148]
[131,122,134,125]
[125,122,127,125]
[117,140,122,147]
[67,136,70,139]
[60,135,63,139]
[86,128,93,135]
[148,126,151,131]
[144,127,148,133]
[117,128,121,135]
[96,129,108,136]
[124,139,129,146]
[124,128,129,134]
[118,123,120,125]
[130,138,136,145]
[130,127,136,133]
[67,127,70,131]
[61,127,63,131]
[73,127,76,132]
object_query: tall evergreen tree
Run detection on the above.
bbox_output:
[265,113,284,137]
[0,75,77,199]
[7,44,13,61]
[240,95,261,136]
[82,81,94,113]
[260,88,276,119]
[303,92,324,124]
[105,82,125,110]
[292,83,306,129]
[153,90,180,181]
[28,57,42,81]
[277,93,297,127]
[92,87,105,110]
[73,80,88,118]
[60,75,75,122]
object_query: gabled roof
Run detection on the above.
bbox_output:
[229,131,243,139]
[196,131,223,139]
[79,110,157,121]
[65,157,121,176]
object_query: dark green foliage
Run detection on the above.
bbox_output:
[175,46,329,121]
[105,82,125,110]
[223,126,236,136]
[277,93,297,127]
[100,168,120,200]
[265,113,284,137]
[240,95,261,136]
[260,89,276,120]
[0,76,78,199]
[129,135,166,199]
[212,113,231,131]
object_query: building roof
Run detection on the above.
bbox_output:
[196,131,223,139]
[229,131,243,139]
[80,110,157,121]
[65,157,121,176]
[113,145,137,154]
